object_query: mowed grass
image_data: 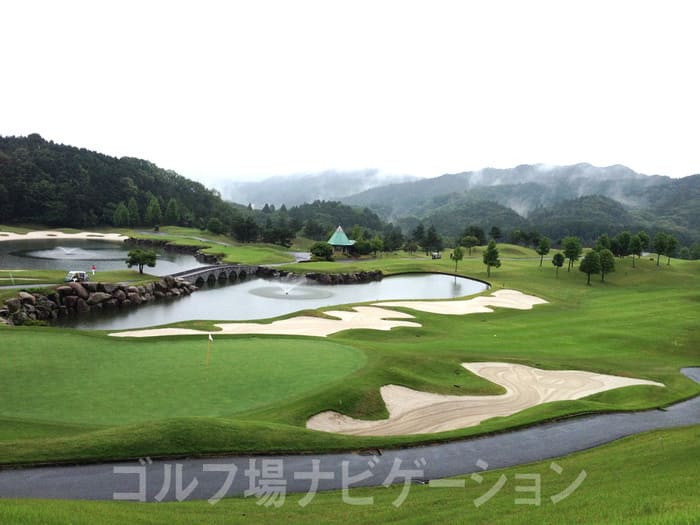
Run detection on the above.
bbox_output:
[0,426,697,524]
[0,332,365,431]
[125,226,296,264]
[0,268,151,286]
[0,246,698,465]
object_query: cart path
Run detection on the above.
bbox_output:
[0,368,697,502]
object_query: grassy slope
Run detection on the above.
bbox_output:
[124,226,296,264]
[0,335,364,434]
[0,426,697,524]
[0,250,698,464]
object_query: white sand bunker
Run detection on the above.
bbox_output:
[306,362,664,436]
[110,289,548,338]
[375,289,548,315]
[110,306,421,338]
[0,230,128,242]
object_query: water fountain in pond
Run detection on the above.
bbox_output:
[248,277,334,300]
[24,246,104,260]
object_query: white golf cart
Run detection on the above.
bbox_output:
[64,271,90,283]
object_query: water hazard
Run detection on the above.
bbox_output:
[0,239,206,276]
[60,273,489,330]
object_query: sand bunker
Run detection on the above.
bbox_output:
[376,289,548,315]
[110,289,549,338]
[0,230,128,242]
[109,306,421,338]
[306,362,664,436]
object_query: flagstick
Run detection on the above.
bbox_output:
[206,338,211,367]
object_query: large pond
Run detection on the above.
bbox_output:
[59,273,489,330]
[1,239,488,331]
[0,239,206,277]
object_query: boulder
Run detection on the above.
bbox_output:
[35,306,51,320]
[75,298,90,313]
[87,292,112,305]
[4,298,21,313]
[56,286,74,296]
[68,282,89,299]
[63,295,79,308]
[127,292,142,304]
[84,282,99,293]
[11,311,29,324]
[41,299,57,310]
[18,291,36,305]
[113,289,127,302]
[100,283,118,294]
[103,299,119,309]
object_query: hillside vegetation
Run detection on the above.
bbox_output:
[342,163,700,245]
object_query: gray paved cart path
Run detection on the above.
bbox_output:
[0,368,698,502]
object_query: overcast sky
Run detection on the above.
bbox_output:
[2,1,698,185]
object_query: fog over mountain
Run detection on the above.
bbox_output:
[338,163,699,244]
[341,163,673,219]
[219,170,418,208]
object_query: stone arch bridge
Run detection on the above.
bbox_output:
[169,264,261,287]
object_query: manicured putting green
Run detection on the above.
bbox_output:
[0,332,365,426]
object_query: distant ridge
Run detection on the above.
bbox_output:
[219,170,418,207]
[340,163,699,243]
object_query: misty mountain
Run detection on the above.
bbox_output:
[527,195,640,242]
[341,163,671,219]
[220,170,417,208]
[414,199,530,240]
[341,163,699,244]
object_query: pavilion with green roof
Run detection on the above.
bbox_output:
[327,225,355,253]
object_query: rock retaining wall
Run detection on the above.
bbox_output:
[1,277,197,325]
[0,267,384,326]
[305,270,383,285]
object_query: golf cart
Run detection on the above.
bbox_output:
[64,271,90,283]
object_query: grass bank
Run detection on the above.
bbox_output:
[0,426,697,524]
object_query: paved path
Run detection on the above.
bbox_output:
[0,368,697,502]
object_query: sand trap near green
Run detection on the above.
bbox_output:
[0,230,128,242]
[306,362,664,436]
[110,306,421,338]
[375,289,548,315]
[109,290,548,338]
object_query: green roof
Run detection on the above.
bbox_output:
[327,226,355,246]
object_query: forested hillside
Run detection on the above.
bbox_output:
[0,134,229,227]
[0,135,394,248]
[2,135,698,251]
[342,163,700,245]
